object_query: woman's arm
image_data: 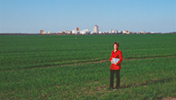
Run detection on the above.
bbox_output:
[109,51,113,62]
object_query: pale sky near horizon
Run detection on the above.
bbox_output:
[0,0,175,33]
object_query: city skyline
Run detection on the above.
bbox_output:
[0,0,176,33]
[39,24,159,35]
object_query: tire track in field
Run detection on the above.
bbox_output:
[59,55,176,67]
[2,55,176,71]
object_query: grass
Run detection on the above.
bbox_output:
[0,34,176,99]
[0,34,176,70]
[0,56,176,99]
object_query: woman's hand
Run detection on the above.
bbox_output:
[111,60,117,65]
[111,60,113,64]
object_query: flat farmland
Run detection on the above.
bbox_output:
[0,34,176,99]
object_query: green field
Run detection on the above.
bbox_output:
[0,34,176,99]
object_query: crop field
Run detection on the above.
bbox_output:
[0,34,176,99]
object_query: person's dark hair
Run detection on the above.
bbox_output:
[112,42,119,47]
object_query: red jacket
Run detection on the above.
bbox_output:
[110,50,122,70]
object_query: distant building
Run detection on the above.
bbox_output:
[91,31,96,34]
[59,30,72,34]
[99,31,103,34]
[109,29,118,34]
[140,31,145,34]
[118,31,122,34]
[114,30,118,33]
[123,30,128,34]
[47,31,51,34]
[109,29,113,34]
[128,31,133,34]
[72,30,80,34]
[75,27,79,31]
[80,29,91,34]
[93,25,99,33]
[40,30,44,34]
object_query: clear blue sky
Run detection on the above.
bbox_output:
[0,0,175,33]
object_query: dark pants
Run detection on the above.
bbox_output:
[110,69,120,88]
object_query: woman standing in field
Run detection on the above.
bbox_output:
[109,42,122,89]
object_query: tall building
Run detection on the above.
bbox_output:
[93,25,99,33]
[75,27,79,31]
[40,30,44,34]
